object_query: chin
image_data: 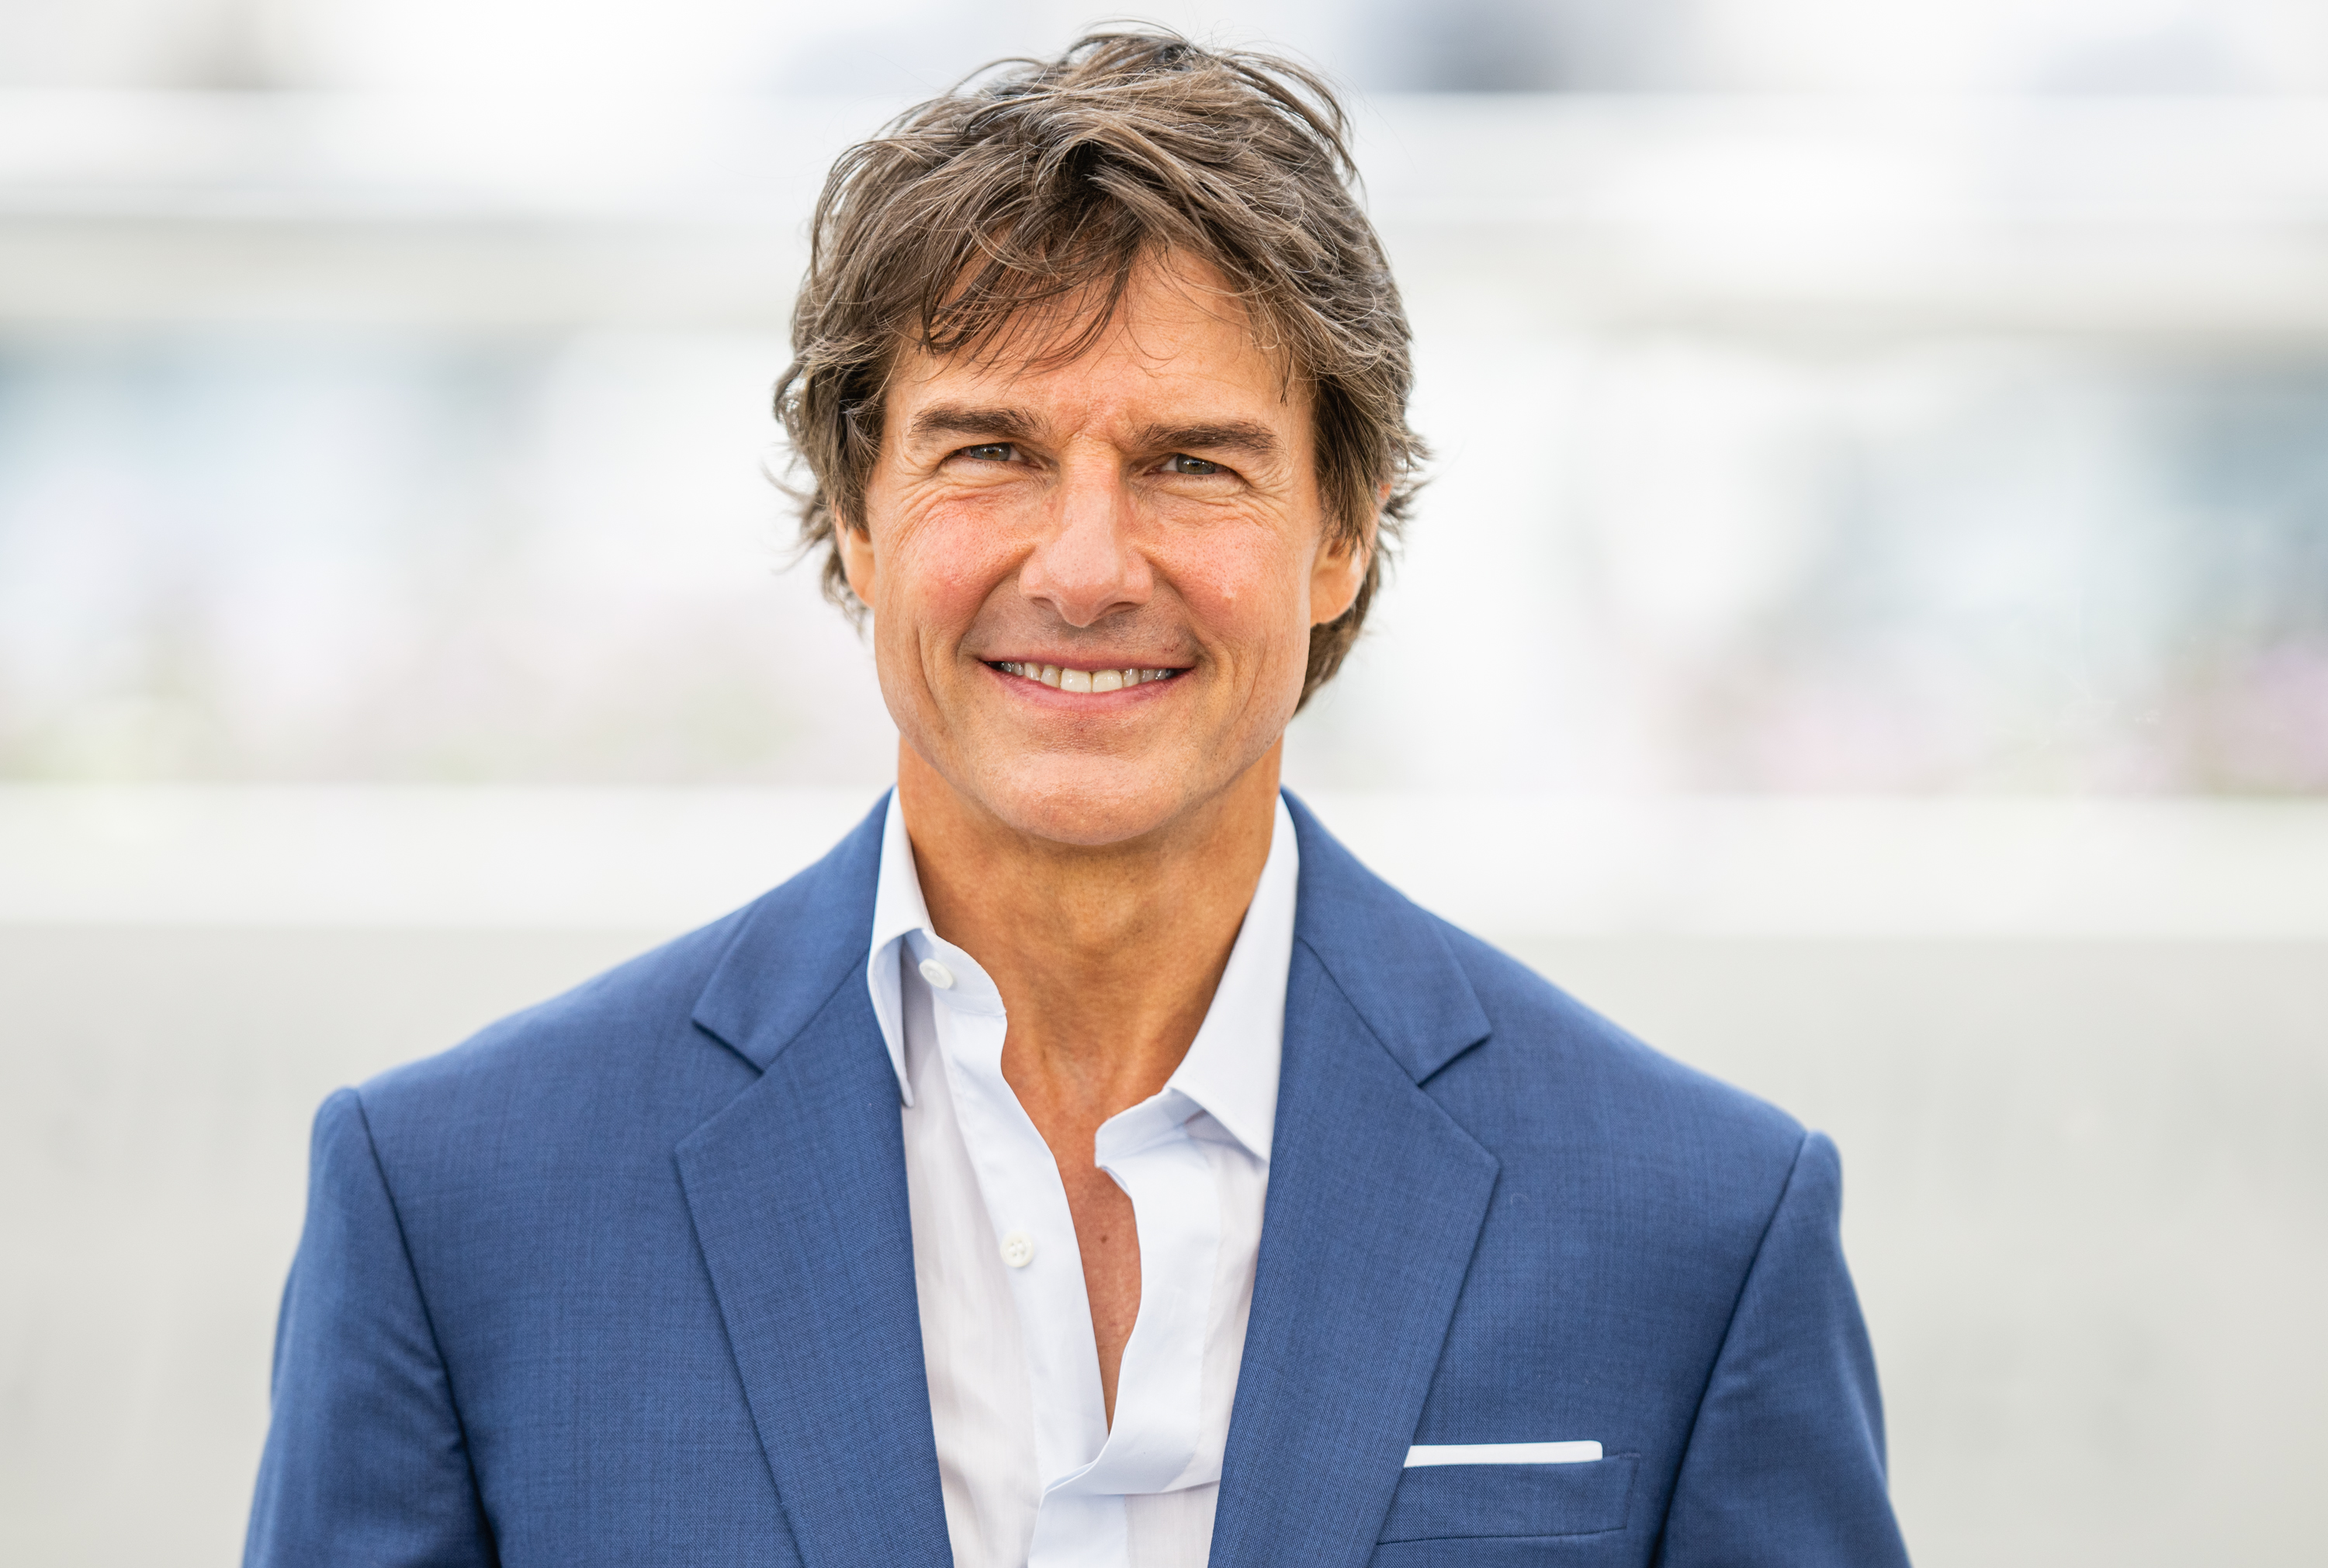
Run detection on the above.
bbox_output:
[978,760,1203,849]
[896,696,1288,849]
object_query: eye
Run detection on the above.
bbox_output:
[1162,454,1222,476]
[958,442,1020,463]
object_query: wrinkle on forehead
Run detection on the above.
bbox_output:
[892,250,1301,407]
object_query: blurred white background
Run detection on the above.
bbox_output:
[2,0,2326,1563]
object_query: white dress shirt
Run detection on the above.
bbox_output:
[864,791,1297,1568]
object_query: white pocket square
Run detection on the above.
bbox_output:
[1405,1441,1603,1467]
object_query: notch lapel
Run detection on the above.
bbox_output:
[1209,796,1502,1568]
[675,797,952,1568]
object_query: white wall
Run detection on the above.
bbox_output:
[4,788,2323,1566]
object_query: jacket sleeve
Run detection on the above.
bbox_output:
[244,1088,497,1568]
[1653,1131,1911,1567]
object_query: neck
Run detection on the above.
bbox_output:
[896,742,1282,1119]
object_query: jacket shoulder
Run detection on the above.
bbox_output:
[1426,916,1808,1203]
[354,909,757,1147]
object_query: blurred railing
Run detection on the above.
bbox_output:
[9,784,2328,936]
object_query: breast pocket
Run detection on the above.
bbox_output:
[1377,1454,1640,1546]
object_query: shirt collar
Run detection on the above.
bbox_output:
[866,789,934,1106]
[863,788,1297,1162]
[1155,794,1294,1161]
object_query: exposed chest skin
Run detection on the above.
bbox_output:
[1003,1032,1155,1427]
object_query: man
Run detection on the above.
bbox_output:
[247,33,1909,1568]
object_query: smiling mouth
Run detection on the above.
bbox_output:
[990,661,1184,694]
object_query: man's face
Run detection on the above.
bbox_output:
[843,256,1366,847]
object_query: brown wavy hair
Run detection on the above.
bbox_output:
[774,29,1423,705]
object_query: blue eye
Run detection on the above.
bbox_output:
[961,443,1017,462]
[1166,455,1221,476]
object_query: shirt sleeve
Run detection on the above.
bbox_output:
[1652,1130,1911,1568]
[244,1088,498,1568]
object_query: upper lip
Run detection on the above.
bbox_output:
[984,654,1188,670]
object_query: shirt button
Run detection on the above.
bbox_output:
[999,1231,1036,1269]
[918,958,955,990]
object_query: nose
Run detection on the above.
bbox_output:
[1016,458,1152,628]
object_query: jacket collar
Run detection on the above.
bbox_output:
[685,785,1491,1079]
[1279,788,1492,1085]
[689,791,889,1071]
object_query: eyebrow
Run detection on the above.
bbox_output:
[906,404,1041,445]
[903,405,1284,461]
[1133,421,1282,459]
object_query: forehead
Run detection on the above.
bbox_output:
[886,257,1308,432]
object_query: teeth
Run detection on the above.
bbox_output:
[998,662,1178,691]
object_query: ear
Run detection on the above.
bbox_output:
[837,516,877,605]
[1308,521,1370,628]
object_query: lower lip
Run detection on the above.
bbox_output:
[985,664,1185,704]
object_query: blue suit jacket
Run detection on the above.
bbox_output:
[246,793,1909,1566]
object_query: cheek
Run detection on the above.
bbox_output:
[1171,530,1311,656]
[875,503,1018,627]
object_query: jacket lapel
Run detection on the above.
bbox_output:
[675,796,953,1568]
[1209,794,1502,1568]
